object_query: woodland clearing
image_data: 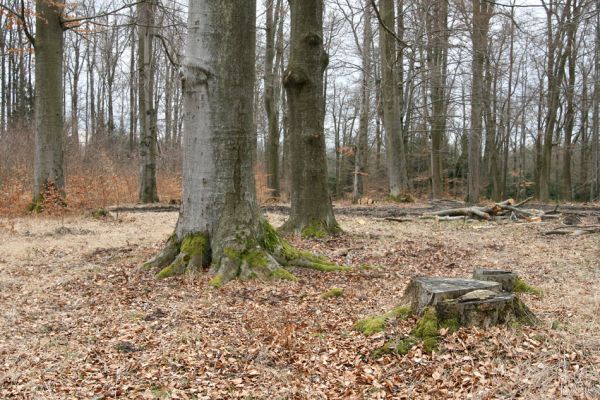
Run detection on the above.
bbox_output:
[0,203,599,399]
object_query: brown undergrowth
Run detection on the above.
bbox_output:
[0,207,598,399]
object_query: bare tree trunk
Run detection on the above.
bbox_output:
[264,0,283,199]
[138,0,159,203]
[353,0,372,203]
[129,21,137,154]
[592,0,600,201]
[561,0,579,201]
[468,0,492,204]
[427,0,448,199]
[33,0,65,203]
[144,0,339,284]
[282,0,339,235]
[379,0,409,197]
[540,0,570,201]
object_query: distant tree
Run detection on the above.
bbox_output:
[138,0,159,203]
[33,0,65,204]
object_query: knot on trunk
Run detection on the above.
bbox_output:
[303,32,323,47]
[283,65,308,89]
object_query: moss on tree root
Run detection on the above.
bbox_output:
[143,220,348,286]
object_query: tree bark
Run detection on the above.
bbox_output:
[379,0,409,198]
[561,1,577,201]
[138,0,159,203]
[282,0,340,235]
[144,0,342,284]
[353,0,372,203]
[33,0,65,203]
[427,0,448,199]
[264,0,283,199]
[468,0,492,204]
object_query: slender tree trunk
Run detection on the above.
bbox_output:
[264,0,282,199]
[138,0,159,203]
[129,22,137,154]
[427,0,448,199]
[33,0,65,203]
[353,0,372,203]
[379,0,409,197]
[561,0,578,201]
[468,0,492,204]
[592,0,600,201]
[540,0,570,201]
[0,19,6,134]
[282,0,339,235]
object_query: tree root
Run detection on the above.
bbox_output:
[141,220,350,284]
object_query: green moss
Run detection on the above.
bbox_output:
[156,264,178,279]
[388,305,412,320]
[422,336,439,353]
[260,220,281,253]
[244,250,268,268]
[440,318,460,333]
[91,208,108,218]
[271,267,298,281]
[410,307,441,352]
[372,341,393,359]
[354,315,387,336]
[354,305,412,336]
[301,222,328,239]
[27,201,43,213]
[321,287,344,299]
[513,277,542,296]
[223,247,242,262]
[396,337,417,355]
[301,221,342,239]
[412,307,439,339]
[209,274,224,288]
[181,232,209,257]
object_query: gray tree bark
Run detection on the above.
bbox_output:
[282,0,340,235]
[138,0,159,203]
[426,0,449,199]
[264,0,283,199]
[33,0,65,203]
[144,0,341,283]
[353,0,372,203]
[467,0,492,204]
[379,0,409,198]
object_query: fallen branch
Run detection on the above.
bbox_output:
[544,225,600,235]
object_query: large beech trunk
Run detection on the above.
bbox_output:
[282,0,339,235]
[143,0,344,283]
[33,0,65,202]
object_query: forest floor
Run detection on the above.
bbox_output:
[0,203,599,399]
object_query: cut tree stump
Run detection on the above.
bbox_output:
[435,291,535,328]
[401,275,537,328]
[401,277,501,316]
[472,269,517,292]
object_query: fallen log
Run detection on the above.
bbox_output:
[423,198,550,222]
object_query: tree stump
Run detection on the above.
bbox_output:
[401,277,501,316]
[472,269,517,292]
[401,276,537,329]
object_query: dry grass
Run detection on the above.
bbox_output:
[0,206,598,399]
